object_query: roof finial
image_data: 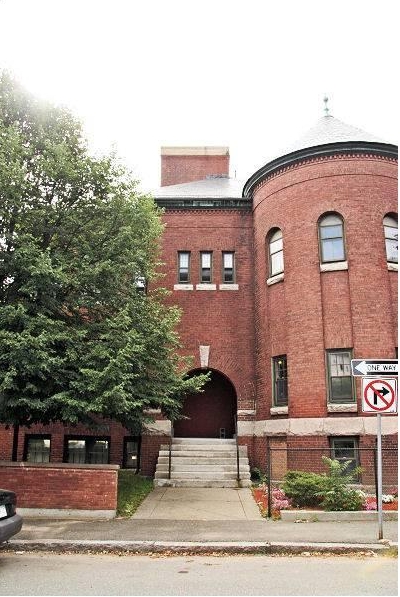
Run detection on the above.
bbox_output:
[323,96,330,117]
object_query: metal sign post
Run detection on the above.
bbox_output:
[353,360,398,542]
[376,413,383,540]
[361,377,398,541]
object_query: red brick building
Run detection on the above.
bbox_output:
[1,114,398,485]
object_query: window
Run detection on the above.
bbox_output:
[24,435,51,463]
[269,229,284,276]
[178,251,190,282]
[200,251,212,283]
[123,437,140,470]
[222,251,235,283]
[327,350,354,403]
[134,276,147,293]
[330,437,359,477]
[318,214,345,263]
[65,437,110,464]
[272,355,288,406]
[383,215,398,263]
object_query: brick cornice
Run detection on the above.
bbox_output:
[157,203,251,213]
[243,142,398,198]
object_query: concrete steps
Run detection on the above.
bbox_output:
[154,438,251,488]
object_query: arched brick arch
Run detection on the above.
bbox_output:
[174,369,237,438]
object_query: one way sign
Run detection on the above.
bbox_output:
[351,359,398,377]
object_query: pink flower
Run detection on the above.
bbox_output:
[363,499,377,510]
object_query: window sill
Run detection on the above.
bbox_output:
[270,406,288,415]
[174,283,194,290]
[387,262,398,271]
[327,403,357,413]
[237,409,256,415]
[267,273,284,286]
[196,283,217,290]
[219,283,239,290]
[320,261,348,272]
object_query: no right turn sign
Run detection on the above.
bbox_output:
[361,377,397,414]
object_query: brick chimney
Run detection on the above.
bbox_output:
[161,146,230,187]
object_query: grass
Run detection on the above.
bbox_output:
[116,470,154,517]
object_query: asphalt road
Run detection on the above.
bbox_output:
[0,552,397,596]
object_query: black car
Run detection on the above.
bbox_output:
[0,489,23,543]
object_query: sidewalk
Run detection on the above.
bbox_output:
[4,488,398,555]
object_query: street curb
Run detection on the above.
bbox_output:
[3,539,398,556]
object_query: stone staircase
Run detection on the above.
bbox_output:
[153,437,251,487]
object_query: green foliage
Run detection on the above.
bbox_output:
[0,71,208,430]
[281,470,326,508]
[318,457,364,511]
[117,471,153,517]
[282,458,364,511]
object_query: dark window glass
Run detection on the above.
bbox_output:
[178,251,190,283]
[200,252,212,283]
[66,437,109,464]
[319,214,345,263]
[327,350,354,403]
[273,355,288,406]
[222,251,235,283]
[330,437,359,477]
[25,436,51,463]
[124,438,140,470]
[135,276,147,292]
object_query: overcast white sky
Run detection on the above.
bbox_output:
[0,0,398,192]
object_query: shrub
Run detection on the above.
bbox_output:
[321,486,364,511]
[282,471,326,508]
[282,458,365,511]
[318,457,364,512]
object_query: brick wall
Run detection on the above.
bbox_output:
[159,208,256,413]
[161,148,229,187]
[0,462,118,511]
[0,427,13,460]
[252,155,398,421]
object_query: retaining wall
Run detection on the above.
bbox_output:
[0,462,119,518]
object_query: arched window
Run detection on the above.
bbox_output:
[383,215,398,263]
[318,213,345,263]
[269,229,284,277]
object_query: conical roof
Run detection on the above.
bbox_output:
[243,114,397,197]
[285,114,386,153]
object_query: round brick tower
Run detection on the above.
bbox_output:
[242,114,398,478]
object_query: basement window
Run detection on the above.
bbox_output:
[330,436,359,478]
[123,437,140,471]
[24,435,51,463]
[65,437,110,464]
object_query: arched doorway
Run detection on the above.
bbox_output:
[174,369,237,438]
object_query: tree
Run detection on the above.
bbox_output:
[0,72,207,433]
